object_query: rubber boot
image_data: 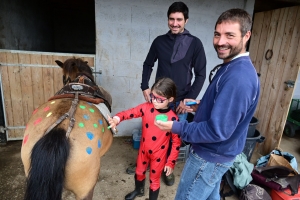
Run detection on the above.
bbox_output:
[125,175,145,200]
[149,188,160,200]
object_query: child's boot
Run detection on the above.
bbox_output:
[149,188,160,200]
[125,175,145,200]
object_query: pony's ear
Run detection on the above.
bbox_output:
[84,61,88,64]
[55,60,64,68]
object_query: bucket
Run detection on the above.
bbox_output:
[132,129,142,149]
[247,117,259,137]
[242,129,265,161]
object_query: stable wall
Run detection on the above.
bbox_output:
[95,0,255,136]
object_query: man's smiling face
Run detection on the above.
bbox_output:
[168,12,188,34]
[213,21,250,63]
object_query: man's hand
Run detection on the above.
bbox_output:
[183,99,200,112]
[143,89,151,102]
[154,120,173,131]
[176,100,188,114]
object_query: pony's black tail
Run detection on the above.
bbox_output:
[24,128,70,200]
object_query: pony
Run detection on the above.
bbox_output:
[21,57,114,200]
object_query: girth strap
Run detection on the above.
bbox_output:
[44,92,79,138]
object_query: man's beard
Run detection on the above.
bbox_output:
[214,39,244,61]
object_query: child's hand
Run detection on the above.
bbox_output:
[164,166,173,176]
[107,115,118,132]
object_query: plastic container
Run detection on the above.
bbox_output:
[271,187,300,200]
[132,129,142,149]
[155,114,168,122]
[247,117,259,137]
[177,144,190,162]
[242,129,265,161]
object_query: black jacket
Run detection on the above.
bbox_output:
[141,29,206,101]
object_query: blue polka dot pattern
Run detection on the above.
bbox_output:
[98,119,103,125]
[86,147,92,155]
[98,140,101,148]
[86,132,94,140]
[83,114,90,120]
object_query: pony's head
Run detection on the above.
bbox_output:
[55,57,94,85]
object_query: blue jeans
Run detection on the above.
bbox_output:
[172,101,188,121]
[177,112,188,121]
[175,149,233,200]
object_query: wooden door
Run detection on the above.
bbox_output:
[0,50,95,140]
[249,6,300,155]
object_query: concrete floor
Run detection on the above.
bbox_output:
[0,132,299,200]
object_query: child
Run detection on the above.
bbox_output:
[108,77,181,200]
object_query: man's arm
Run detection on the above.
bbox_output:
[186,38,206,99]
[141,41,157,93]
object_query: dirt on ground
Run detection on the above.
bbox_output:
[1,131,300,200]
[0,137,190,200]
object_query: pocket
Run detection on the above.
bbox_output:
[201,161,232,186]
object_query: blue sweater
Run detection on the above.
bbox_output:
[172,56,260,163]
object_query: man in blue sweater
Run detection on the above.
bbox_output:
[155,8,260,199]
[127,1,207,186]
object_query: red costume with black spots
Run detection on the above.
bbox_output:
[115,102,181,191]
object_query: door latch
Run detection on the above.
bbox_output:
[284,80,295,90]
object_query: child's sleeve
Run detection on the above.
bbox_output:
[115,103,145,123]
[166,131,181,169]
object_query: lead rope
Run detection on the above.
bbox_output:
[44,92,79,138]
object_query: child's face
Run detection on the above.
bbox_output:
[150,91,172,109]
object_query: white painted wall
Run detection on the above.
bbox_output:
[293,72,300,99]
[95,0,255,136]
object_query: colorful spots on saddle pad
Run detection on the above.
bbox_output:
[34,118,42,125]
[44,106,50,112]
[98,140,101,148]
[23,134,29,145]
[93,123,98,128]
[98,120,103,125]
[86,132,94,140]
[89,108,95,113]
[50,101,55,104]
[46,112,52,117]
[86,147,92,155]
